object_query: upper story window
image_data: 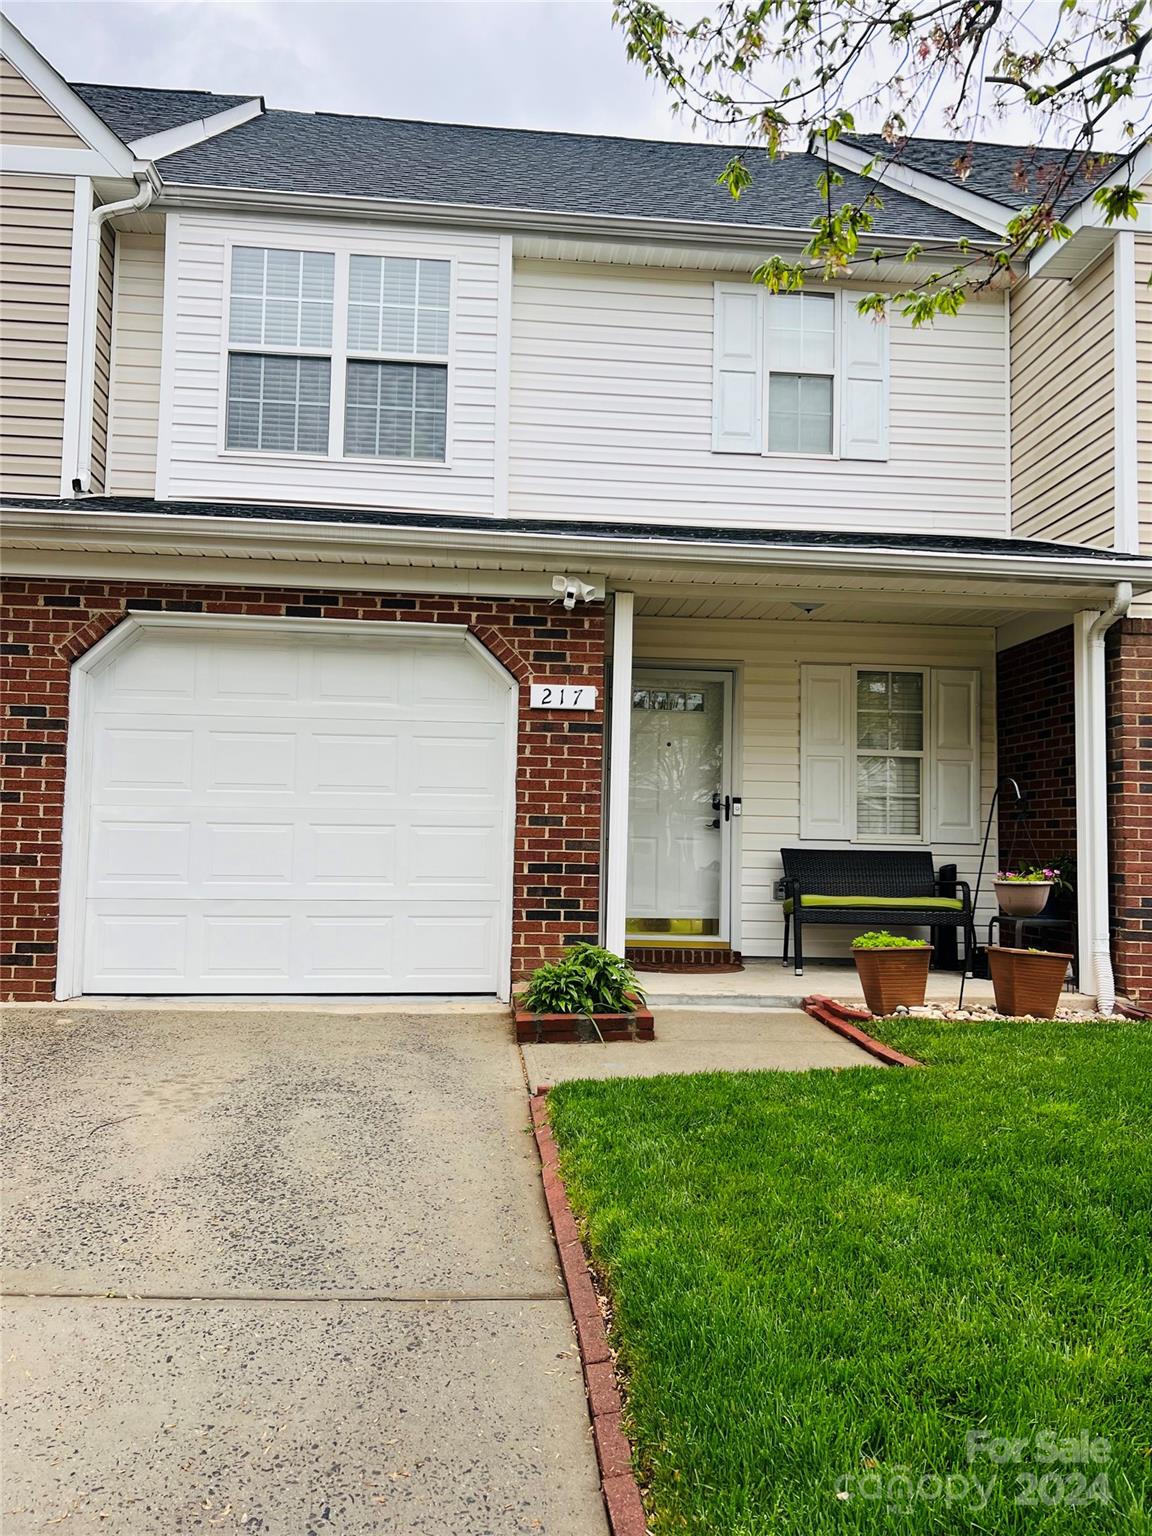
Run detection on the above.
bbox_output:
[345,256,450,461]
[713,283,889,462]
[224,245,451,463]
[226,248,334,454]
[765,295,835,455]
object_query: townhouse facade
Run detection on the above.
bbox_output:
[2,14,1150,1007]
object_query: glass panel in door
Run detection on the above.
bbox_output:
[626,671,730,939]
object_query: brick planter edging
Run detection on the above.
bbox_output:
[802,995,926,1068]
[515,1008,655,1045]
[529,1092,649,1536]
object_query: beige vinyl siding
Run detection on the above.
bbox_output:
[510,262,1009,536]
[0,57,86,147]
[1010,255,1115,546]
[1136,231,1152,557]
[633,617,998,960]
[0,172,73,495]
[107,231,164,495]
[89,221,114,493]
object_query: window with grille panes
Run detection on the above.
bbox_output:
[224,246,451,462]
[344,255,450,461]
[855,669,926,839]
[226,247,334,454]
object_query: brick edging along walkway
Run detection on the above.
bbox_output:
[802,995,926,1067]
[529,1093,648,1536]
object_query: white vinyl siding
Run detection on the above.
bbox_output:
[161,212,499,512]
[1010,257,1115,546]
[634,617,998,961]
[107,232,164,495]
[510,262,1008,536]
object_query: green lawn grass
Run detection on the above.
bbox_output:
[547,1018,1152,1534]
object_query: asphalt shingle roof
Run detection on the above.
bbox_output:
[844,132,1114,212]
[4,496,1145,563]
[71,81,258,144]
[150,109,991,241]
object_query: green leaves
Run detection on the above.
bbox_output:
[520,942,647,1015]
[611,0,1150,326]
[1094,182,1146,224]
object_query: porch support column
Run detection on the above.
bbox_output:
[604,591,634,958]
[1073,584,1131,1011]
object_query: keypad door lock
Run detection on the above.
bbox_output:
[710,793,742,827]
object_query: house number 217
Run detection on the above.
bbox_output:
[530,684,598,710]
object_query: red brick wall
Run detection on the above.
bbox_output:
[1,578,606,1000]
[996,625,1077,870]
[1107,617,1152,1004]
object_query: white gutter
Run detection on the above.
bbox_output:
[5,504,1151,589]
[1074,581,1132,1012]
[158,180,999,255]
[71,171,157,493]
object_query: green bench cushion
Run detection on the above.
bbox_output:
[782,894,965,915]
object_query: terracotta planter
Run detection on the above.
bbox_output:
[852,945,932,1016]
[994,880,1053,917]
[987,945,1071,1017]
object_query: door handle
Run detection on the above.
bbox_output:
[710,793,733,823]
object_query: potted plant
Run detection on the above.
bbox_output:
[993,865,1062,918]
[515,942,654,1044]
[987,945,1071,1017]
[851,931,933,1016]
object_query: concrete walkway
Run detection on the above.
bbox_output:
[1,1008,607,1536]
[521,1007,880,1087]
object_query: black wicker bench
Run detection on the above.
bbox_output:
[780,848,975,977]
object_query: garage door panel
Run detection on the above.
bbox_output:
[310,732,399,795]
[78,626,512,994]
[94,728,194,796]
[85,912,189,982]
[310,824,397,884]
[89,820,192,890]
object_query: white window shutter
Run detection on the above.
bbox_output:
[930,669,981,843]
[800,664,853,840]
[713,284,763,452]
[840,301,889,460]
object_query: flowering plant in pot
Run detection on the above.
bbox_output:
[987,945,1071,1017]
[993,866,1062,917]
[851,931,933,1017]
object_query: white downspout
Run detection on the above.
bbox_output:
[1074,580,1132,1013]
[71,171,156,493]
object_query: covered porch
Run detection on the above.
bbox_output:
[600,542,1146,1010]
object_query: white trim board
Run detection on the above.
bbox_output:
[130,98,264,161]
[821,138,1011,234]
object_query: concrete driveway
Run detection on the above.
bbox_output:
[1,1006,607,1536]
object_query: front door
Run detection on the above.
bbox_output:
[626,669,733,942]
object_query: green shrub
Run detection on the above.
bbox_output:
[851,929,930,950]
[520,942,646,1015]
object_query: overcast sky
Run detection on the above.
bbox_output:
[6,0,1135,148]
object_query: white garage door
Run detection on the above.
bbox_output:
[74,621,513,994]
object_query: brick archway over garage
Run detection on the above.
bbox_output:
[0,579,606,1001]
